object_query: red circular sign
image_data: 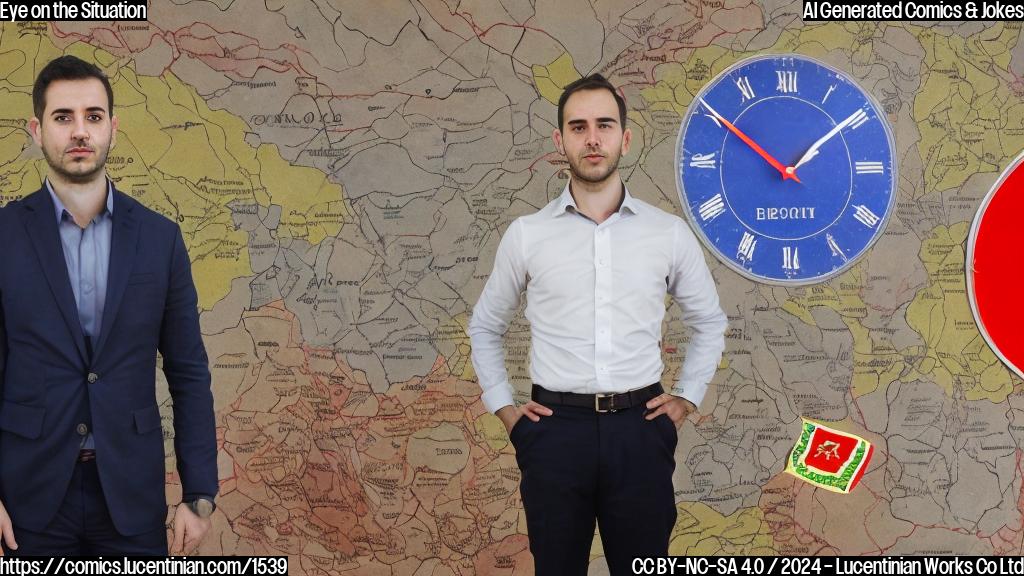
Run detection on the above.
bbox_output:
[968,153,1024,379]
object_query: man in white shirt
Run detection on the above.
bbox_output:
[468,74,728,575]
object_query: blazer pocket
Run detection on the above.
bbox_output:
[133,405,162,434]
[127,273,157,285]
[0,401,45,439]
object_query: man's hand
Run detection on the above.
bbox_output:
[644,394,696,427]
[0,500,16,555]
[171,503,211,555]
[496,401,553,434]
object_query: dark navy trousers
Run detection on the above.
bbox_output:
[4,459,167,556]
[510,402,678,575]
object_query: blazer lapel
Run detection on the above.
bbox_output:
[92,187,139,360]
[19,188,88,364]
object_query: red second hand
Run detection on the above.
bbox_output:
[717,115,801,183]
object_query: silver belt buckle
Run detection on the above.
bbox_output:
[595,392,617,413]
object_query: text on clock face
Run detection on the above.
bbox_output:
[755,207,816,221]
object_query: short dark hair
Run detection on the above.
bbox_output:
[32,55,114,120]
[557,73,627,130]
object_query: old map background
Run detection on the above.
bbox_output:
[1,2,1022,573]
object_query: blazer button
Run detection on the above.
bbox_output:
[76,423,88,436]
[87,373,99,384]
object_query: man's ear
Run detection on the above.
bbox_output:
[552,128,565,156]
[621,126,632,156]
[28,117,41,147]
[110,114,118,148]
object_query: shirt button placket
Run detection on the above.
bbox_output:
[595,225,612,387]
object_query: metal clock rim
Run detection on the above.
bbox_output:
[965,149,1024,380]
[674,52,900,286]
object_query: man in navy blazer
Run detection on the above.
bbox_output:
[0,56,218,554]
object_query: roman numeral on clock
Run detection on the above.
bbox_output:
[776,70,798,93]
[737,232,757,262]
[690,152,717,169]
[783,246,800,271]
[855,161,884,174]
[699,193,725,221]
[853,205,880,227]
[735,76,755,102]
[822,84,837,103]
[826,234,847,262]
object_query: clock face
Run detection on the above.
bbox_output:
[967,152,1024,379]
[676,54,897,284]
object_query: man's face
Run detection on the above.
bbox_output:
[29,78,117,184]
[554,88,631,184]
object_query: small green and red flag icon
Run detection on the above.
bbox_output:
[785,419,873,494]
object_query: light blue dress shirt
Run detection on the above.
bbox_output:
[46,179,114,450]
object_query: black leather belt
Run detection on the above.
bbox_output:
[531,383,663,413]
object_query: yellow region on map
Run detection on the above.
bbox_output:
[671,503,775,555]
[640,22,868,119]
[533,53,581,105]
[914,24,1021,193]
[906,223,1013,402]
[640,47,734,117]
[585,503,775,561]
[0,32,346,309]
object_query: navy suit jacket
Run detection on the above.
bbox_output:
[0,185,217,536]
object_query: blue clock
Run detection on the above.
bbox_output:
[676,54,897,284]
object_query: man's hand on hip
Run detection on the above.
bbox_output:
[645,394,696,427]
[171,503,211,555]
[0,500,16,555]
[497,401,553,434]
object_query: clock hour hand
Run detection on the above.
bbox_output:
[699,98,800,183]
[792,108,865,171]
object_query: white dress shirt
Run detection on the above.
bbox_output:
[469,185,728,414]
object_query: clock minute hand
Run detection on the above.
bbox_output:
[792,109,864,171]
[699,98,800,183]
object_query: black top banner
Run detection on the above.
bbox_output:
[803,0,1024,20]
[0,1,147,21]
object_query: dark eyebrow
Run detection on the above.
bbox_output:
[49,107,107,116]
[567,117,618,126]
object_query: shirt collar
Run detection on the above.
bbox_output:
[553,182,641,218]
[46,178,114,224]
